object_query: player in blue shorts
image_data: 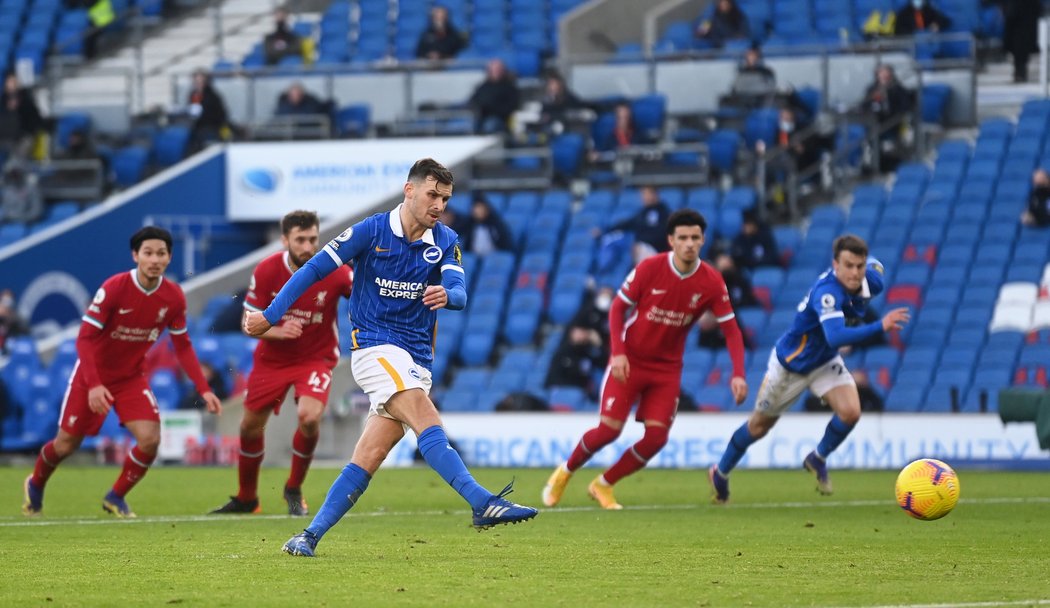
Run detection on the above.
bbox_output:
[244,158,537,557]
[709,234,910,502]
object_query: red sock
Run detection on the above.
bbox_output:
[603,426,669,485]
[286,429,319,491]
[566,424,621,472]
[237,435,264,502]
[111,445,156,498]
[31,441,66,488]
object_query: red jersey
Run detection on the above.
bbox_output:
[613,252,735,366]
[81,270,190,384]
[244,251,353,367]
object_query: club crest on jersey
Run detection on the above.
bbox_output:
[156,307,168,323]
[690,293,702,308]
[316,290,327,305]
[422,246,442,264]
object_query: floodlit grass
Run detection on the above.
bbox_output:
[1,466,1048,607]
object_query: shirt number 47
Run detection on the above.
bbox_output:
[308,371,332,393]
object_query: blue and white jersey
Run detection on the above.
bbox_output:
[263,204,465,369]
[774,259,886,374]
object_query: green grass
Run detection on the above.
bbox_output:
[1,465,1048,607]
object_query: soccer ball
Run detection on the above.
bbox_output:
[894,458,960,521]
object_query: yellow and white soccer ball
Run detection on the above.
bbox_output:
[895,458,960,521]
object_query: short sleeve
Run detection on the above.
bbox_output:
[82,277,116,330]
[168,288,189,335]
[709,277,735,322]
[812,282,846,323]
[618,263,646,306]
[243,264,272,313]
[440,240,465,276]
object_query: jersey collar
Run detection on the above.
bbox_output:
[390,204,436,245]
[129,269,163,295]
[282,250,295,275]
[666,252,700,279]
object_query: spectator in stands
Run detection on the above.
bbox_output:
[713,250,759,309]
[610,102,637,148]
[538,72,587,137]
[457,194,514,255]
[994,0,1041,82]
[545,324,606,400]
[187,69,231,149]
[468,59,520,134]
[0,289,29,354]
[805,369,883,412]
[415,5,466,60]
[209,289,248,333]
[0,160,43,223]
[757,106,826,213]
[695,0,751,48]
[601,185,672,262]
[263,7,302,65]
[724,46,777,111]
[893,0,951,36]
[276,82,326,117]
[730,209,781,271]
[569,285,615,350]
[56,129,100,162]
[1021,168,1050,227]
[860,65,914,126]
[178,362,229,410]
[0,73,44,158]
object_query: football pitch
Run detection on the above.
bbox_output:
[1,466,1048,608]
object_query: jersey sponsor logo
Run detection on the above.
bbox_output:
[645,306,694,327]
[93,288,106,304]
[651,289,667,295]
[118,308,134,314]
[820,293,836,314]
[375,277,426,299]
[375,246,391,253]
[109,325,161,343]
[422,245,442,264]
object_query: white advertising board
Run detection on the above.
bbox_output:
[159,410,203,461]
[383,413,1046,470]
[226,137,496,220]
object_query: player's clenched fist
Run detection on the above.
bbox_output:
[243,311,272,336]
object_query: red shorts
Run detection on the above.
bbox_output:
[243,360,335,415]
[597,358,682,427]
[60,368,159,437]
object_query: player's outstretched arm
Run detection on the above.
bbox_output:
[880,307,910,331]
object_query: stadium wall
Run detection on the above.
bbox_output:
[381,413,1049,471]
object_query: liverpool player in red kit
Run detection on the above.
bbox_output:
[22,227,222,518]
[542,209,749,509]
[210,210,352,516]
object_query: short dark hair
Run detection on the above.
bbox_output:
[407,158,454,187]
[281,209,320,235]
[833,234,869,260]
[666,208,707,235]
[130,226,173,253]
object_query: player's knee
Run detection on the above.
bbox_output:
[297,410,322,434]
[634,425,669,460]
[53,435,81,457]
[586,423,622,451]
[747,414,776,439]
[136,434,160,455]
[838,408,861,426]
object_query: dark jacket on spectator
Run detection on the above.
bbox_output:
[730,226,780,270]
[0,86,44,138]
[455,209,515,254]
[189,83,229,132]
[415,21,466,59]
[607,201,672,253]
[1027,184,1050,226]
[469,75,520,133]
[894,2,951,35]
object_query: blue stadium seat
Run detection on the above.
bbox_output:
[548,386,586,411]
[884,384,927,412]
[110,146,149,187]
[151,126,190,167]
[149,369,182,411]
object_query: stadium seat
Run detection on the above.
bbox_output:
[110,146,149,187]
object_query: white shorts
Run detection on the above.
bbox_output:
[351,345,433,420]
[754,349,855,417]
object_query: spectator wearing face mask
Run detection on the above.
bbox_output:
[0,159,43,224]
[1022,168,1050,227]
[894,0,951,35]
[545,324,607,400]
[569,285,615,350]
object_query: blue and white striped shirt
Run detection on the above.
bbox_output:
[263,205,466,369]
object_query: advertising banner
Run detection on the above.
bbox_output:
[225,137,496,220]
[382,413,1046,470]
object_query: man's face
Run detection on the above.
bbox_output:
[406,176,453,229]
[133,239,172,281]
[668,225,704,265]
[833,249,867,293]
[283,225,319,267]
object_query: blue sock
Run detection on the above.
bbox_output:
[717,423,757,476]
[305,463,370,540]
[417,425,491,510]
[816,414,855,459]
